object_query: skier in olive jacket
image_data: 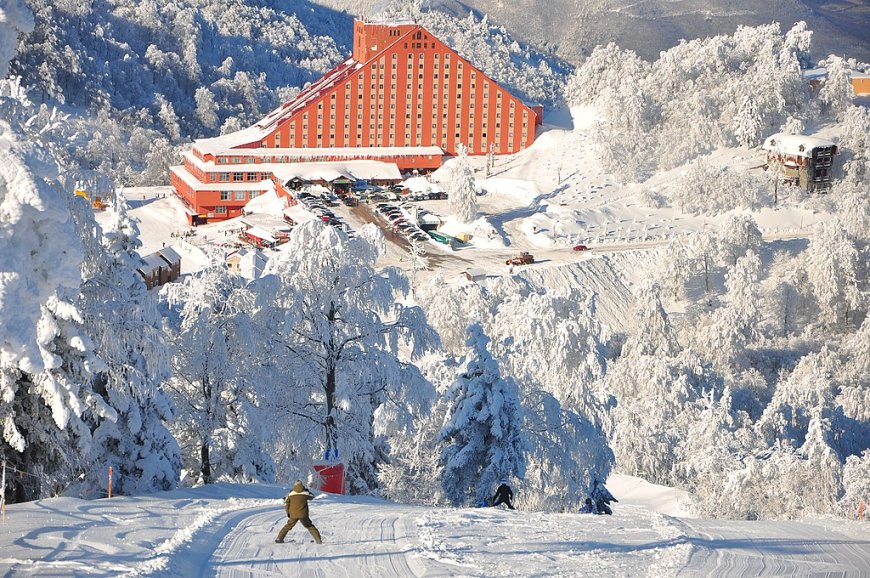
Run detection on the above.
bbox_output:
[275,480,323,544]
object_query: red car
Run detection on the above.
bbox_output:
[573,244,590,252]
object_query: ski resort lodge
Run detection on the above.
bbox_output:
[170,19,542,222]
[762,133,838,192]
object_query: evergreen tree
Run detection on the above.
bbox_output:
[446,144,478,224]
[78,195,181,495]
[439,324,527,507]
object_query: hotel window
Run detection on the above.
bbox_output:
[215,206,227,214]
[234,191,246,201]
[220,191,230,200]
[233,173,244,182]
[247,172,257,180]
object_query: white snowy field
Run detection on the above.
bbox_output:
[1,481,868,577]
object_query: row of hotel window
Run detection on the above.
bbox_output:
[217,190,263,201]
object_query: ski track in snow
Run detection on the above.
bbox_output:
[2,485,870,577]
[670,516,870,577]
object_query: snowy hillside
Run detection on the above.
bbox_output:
[321,0,870,63]
[1,482,868,577]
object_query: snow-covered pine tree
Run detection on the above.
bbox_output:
[77,194,180,495]
[0,100,114,500]
[446,144,478,224]
[438,323,527,507]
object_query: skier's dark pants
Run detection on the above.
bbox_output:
[492,497,515,510]
[277,517,322,542]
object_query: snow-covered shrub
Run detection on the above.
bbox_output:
[669,157,768,216]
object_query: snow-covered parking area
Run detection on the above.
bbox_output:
[1,483,868,577]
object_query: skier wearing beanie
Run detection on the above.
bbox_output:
[275,480,323,544]
[491,478,516,509]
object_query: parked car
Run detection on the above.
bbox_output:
[573,244,590,252]
[506,252,534,266]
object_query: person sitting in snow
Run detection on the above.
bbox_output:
[581,497,596,514]
[275,480,322,544]
[591,479,618,515]
[491,478,516,510]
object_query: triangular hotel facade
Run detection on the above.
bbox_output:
[171,18,542,222]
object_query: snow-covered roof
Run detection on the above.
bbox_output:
[240,213,293,232]
[191,125,268,156]
[272,160,402,184]
[244,226,277,243]
[243,187,284,214]
[404,176,445,194]
[762,134,836,157]
[157,247,181,265]
[225,247,269,280]
[193,142,443,160]
[282,204,317,225]
[138,253,166,272]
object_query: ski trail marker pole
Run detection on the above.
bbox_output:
[108,466,113,499]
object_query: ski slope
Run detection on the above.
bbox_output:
[1,483,868,577]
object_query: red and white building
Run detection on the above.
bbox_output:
[171,18,542,222]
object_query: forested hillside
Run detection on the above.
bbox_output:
[8,0,567,191]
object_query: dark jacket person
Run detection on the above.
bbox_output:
[275,480,323,544]
[491,479,516,509]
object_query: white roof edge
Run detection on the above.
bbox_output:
[762,133,836,157]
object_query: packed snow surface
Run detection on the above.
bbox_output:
[0,481,868,577]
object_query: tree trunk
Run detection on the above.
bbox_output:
[200,441,211,484]
[324,302,338,460]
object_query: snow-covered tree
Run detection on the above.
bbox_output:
[416,274,490,355]
[733,95,763,148]
[439,324,527,507]
[257,222,435,492]
[840,450,870,518]
[0,112,114,500]
[194,86,219,129]
[818,56,854,121]
[446,144,478,223]
[804,221,862,328]
[162,260,274,485]
[78,195,180,495]
[717,213,762,266]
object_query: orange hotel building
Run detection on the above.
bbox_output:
[171,18,542,222]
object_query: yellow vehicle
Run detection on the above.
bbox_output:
[73,189,107,210]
